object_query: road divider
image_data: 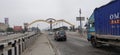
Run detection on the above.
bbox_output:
[47,36,61,55]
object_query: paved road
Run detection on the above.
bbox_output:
[47,32,120,55]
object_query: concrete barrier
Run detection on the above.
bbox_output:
[0,33,40,55]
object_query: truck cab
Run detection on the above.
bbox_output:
[86,12,101,48]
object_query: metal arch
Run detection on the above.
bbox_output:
[53,19,75,26]
[46,18,56,21]
[28,19,74,27]
[28,20,50,27]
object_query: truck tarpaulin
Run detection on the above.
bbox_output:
[94,0,120,35]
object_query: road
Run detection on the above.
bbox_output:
[47,32,120,55]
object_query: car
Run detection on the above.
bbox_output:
[54,30,67,41]
[49,32,53,35]
[0,32,7,36]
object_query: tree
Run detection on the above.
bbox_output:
[7,27,14,32]
[0,29,4,32]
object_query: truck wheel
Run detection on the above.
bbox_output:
[91,37,101,48]
[56,38,59,41]
[54,37,56,40]
[54,38,56,40]
[64,38,67,41]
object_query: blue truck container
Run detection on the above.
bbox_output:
[95,0,120,35]
[87,0,120,47]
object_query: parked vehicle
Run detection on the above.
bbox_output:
[0,32,7,36]
[49,32,53,35]
[54,30,67,41]
[87,0,120,47]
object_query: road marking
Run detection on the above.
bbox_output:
[79,38,87,41]
[69,36,87,42]
[46,35,61,55]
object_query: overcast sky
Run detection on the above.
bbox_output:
[0,0,111,29]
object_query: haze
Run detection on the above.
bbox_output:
[0,0,111,29]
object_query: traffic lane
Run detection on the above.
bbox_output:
[49,36,108,55]
[48,34,120,55]
[68,36,120,55]
[68,33,120,54]
[66,32,87,39]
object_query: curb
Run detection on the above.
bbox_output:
[46,36,61,55]
[46,36,56,55]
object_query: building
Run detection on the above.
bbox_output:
[24,23,28,31]
[0,18,9,32]
[13,26,23,32]
[0,22,8,31]
[4,18,9,27]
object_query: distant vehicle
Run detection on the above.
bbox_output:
[54,30,67,41]
[86,0,120,48]
[49,32,53,35]
[0,32,7,36]
[7,32,14,35]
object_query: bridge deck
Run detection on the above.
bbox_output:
[22,34,55,55]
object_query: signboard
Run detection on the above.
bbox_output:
[76,17,85,21]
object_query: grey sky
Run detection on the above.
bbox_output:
[0,0,111,29]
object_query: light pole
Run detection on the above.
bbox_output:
[37,24,39,33]
[78,8,84,36]
[49,20,52,32]
[79,9,82,33]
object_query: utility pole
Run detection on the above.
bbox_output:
[37,24,39,33]
[46,18,55,32]
[79,8,82,33]
[50,20,52,32]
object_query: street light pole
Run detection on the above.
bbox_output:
[79,9,82,35]
[50,20,52,32]
[37,24,39,33]
[79,8,82,34]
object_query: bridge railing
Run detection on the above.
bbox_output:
[0,32,40,55]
